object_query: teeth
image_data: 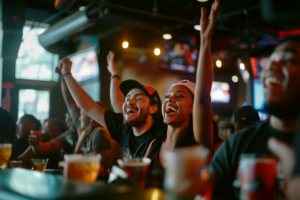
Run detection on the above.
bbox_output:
[166,106,177,112]
[265,77,282,87]
[126,108,137,114]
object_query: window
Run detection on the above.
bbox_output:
[18,89,50,123]
[16,22,58,81]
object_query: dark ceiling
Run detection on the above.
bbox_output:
[24,0,300,74]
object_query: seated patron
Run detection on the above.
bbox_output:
[234,105,260,131]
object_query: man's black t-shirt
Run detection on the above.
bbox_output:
[293,122,300,177]
[104,110,167,160]
[210,120,294,200]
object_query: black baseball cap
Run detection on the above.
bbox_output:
[120,79,162,119]
[234,106,260,124]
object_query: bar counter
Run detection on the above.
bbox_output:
[0,168,193,200]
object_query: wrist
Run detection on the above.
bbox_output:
[111,74,121,80]
[62,72,72,77]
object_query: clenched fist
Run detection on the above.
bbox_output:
[58,58,73,75]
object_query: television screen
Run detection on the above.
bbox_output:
[250,56,270,110]
[68,47,99,82]
[159,41,199,73]
[211,81,230,103]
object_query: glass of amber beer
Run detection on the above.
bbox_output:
[9,160,23,168]
[0,143,12,169]
[64,154,101,183]
[31,159,49,172]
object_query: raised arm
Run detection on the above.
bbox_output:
[56,68,80,129]
[193,0,220,151]
[58,58,107,128]
[107,51,124,113]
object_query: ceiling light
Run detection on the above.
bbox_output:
[240,63,245,70]
[232,75,239,83]
[197,0,209,2]
[79,6,86,11]
[216,60,222,68]
[162,34,172,40]
[194,25,201,31]
[154,48,161,56]
[122,41,129,49]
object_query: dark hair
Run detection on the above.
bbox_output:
[43,118,66,132]
[149,98,162,122]
[174,115,197,148]
[212,119,222,144]
[0,108,16,143]
[21,115,42,131]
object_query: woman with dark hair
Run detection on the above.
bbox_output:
[0,107,16,143]
[144,0,219,187]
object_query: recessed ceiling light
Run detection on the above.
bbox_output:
[122,41,129,49]
[154,48,161,56]
[194,25,201,31]
[162,34,172,40]
[240,63,245,70]
[216,60,222,68]
[232,75,239,83]
[197,0,209,2]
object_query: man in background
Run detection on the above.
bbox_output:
[234,105,260,131]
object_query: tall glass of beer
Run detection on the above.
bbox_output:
[0,143,12,169]
[31,159,49,172]
[64,154,101,183]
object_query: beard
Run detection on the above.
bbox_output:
[265,102,300,120]
[123,112,149,127]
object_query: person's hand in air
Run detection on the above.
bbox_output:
[200,0,220,39]
[58,58,73,75]
[107,51,119,76]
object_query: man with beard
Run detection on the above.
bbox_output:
[210,40,300,200]
[58,57,165,160]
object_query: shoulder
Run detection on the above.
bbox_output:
[104,110,123,120]
[226,120,269,145]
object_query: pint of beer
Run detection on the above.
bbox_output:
[31,159,49,172]
[0,143,12,169]
[163,146,212,197]
[64,154,101,183]
[115,158,151,188]
[237,154,277,200]
[9,160,23,168]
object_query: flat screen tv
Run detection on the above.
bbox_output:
[68,47,99,82]
[159,40,199,73]
[211,81,230,103]
[250,56,270,110]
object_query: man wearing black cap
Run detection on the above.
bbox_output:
[234,105,260,131]
[58,57,166,160]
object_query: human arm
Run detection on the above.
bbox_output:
[193,0,220,151]
[58,58,107,128]
[56,67,81,129]
[107,51,123,113]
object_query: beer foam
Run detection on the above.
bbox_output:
[118,158,151,167]
[64,154,101,163]
[0,143,12,147]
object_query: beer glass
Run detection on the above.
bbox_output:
[9,160,23,168]
[163,146,212,197]
[31,159,49,172]
[0,143,12,169]
[64,154,101,183]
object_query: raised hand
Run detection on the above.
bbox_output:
[58,58,73,75]
[28,130,44,147]
[107,51,119,76]
[200,0,220,39]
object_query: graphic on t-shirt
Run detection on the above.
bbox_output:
[123,146,132,160]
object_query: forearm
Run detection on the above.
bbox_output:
[60,75,80,119]
[63,74,107,127]
[193,37,213,150]
[110,77,123,113]
[17,146,38,162]
[34,141,62,155]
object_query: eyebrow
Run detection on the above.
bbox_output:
[125,94,145,98]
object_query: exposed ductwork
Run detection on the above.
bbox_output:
[38,4,103,54]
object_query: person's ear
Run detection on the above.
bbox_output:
[149,104,158,115]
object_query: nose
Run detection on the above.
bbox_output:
[166,95,175,103]
[268,60,282,71]
[127,97,135,105]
